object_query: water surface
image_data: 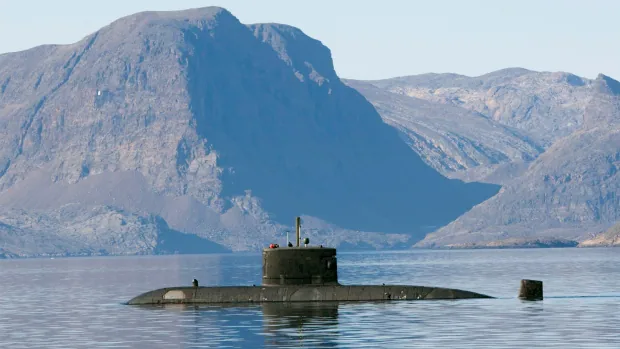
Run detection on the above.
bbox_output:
[1,248,619,348]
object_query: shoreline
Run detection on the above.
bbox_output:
[2,244,618,260]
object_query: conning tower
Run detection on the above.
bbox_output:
[262,217,338,286]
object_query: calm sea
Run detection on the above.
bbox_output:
[1,248,619,348]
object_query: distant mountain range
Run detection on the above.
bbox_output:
[346,70,619,248]
[0,7,496,257]
[1,7,617,257]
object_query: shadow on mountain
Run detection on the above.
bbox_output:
[183,13,499,238]
[154,217,230,254]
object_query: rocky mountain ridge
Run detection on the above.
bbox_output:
[347,71,620,248]
[0,7,496,256]
[364,68,596,146]
[2,7,617,254]
[344,79,543,183]
[413,75,620,247]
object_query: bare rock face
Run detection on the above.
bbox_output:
[344,79,543,184]
[415,74,620,248]
[0,204,229,257]
[579,223,620,247]
[344,69,620,248]
[0,7,496,256]
[349,69,617,184]
[365,68,595,147]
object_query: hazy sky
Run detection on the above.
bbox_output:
[1,0,618,80]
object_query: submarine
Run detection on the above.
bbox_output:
[127,217,543,305]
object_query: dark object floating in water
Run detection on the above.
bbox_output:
[519,279,543,301]
[127,217,541,305]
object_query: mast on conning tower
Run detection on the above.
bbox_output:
[296,216,301,247]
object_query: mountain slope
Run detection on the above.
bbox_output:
[0,204,229,258]
[0,7,497,255]
[366,68,595,146]
[344,80,543,183]
[415,75,620,247]
[579,222,620,247]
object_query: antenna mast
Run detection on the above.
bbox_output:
[296,216,301,247]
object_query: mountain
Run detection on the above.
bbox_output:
[579,222,620,247]
[0,204,229,258]
[348,69,614,184]
[344,70,620,248]
[344,80,543,183]
[365,68,595,147]
[0,7,497,256]
[414,74,620,248]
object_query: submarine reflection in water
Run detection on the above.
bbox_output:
[158,302,340,348]
[262,302,340,348]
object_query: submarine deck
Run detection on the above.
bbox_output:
[127,284,493,305]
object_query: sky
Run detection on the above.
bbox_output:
[0,0,618,80]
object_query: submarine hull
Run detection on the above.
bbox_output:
[127,284,493,305]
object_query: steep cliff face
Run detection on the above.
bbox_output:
[348,69,607,184]
[367,68,595,147]
[343,69,620,247]
[0,7,496,255]
[344,80,543,183]
[415,74,620,248]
